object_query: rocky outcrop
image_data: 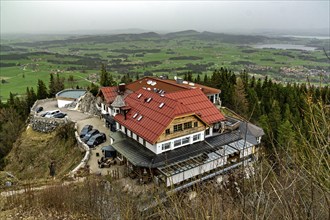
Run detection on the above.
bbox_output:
[30,116,67,133]
[76,92,100,116]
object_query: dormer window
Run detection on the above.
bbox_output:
[137,94,142,99]
[137,115,143,121]
[133,113,138,118]
[146,97,152,103]
[159,102,165,108]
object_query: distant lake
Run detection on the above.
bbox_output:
[281,35,330,40]
[252,44,317,51]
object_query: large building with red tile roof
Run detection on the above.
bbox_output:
[97,76,221,112]
[96,77,263,189]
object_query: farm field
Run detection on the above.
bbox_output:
[1,30,329,101]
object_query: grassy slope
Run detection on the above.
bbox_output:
[4,125,82,180]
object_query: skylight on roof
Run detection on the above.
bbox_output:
[146,97,152,103]
[159,103,165,108]
[137,115,143,121]
[133,113,138,118]
[137,94,142,99]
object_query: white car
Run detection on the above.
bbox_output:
[43,110,60,118]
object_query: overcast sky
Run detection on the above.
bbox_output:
[1,1,329,35]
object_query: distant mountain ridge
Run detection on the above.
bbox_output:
[13,30,272,47]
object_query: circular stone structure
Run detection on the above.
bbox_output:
[56,89,86,108]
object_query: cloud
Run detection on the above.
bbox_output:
[1,1,329,34]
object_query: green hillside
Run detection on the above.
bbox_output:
[4,123,82,180]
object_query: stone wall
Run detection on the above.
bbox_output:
[69,128,91,177]
[30,116,68,133]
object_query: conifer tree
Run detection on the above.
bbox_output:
[55,74,64,92]
[187,71,193,82]
[37,79,48,99]
[195,74,201,83]
[100,64,109,86]
[277,119,296,149]
[49,73,56,97]
[233,78,249,117]
[203,74,208,85]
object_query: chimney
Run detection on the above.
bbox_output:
[159,75,168,80]
[123,109,129,120]
[176,78,183,84]
[118,83,126,94]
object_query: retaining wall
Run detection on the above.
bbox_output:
[30,116,68,133]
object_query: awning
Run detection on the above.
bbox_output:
[111,131,242,168]
[101,145,116,152]
[103,114,115,124]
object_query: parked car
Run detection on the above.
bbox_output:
[52,112,67,118]
[43,110,60,118]
[80,125,93,138]
[87,133,106,148]
[35,106,43,113]
[81,129,99,143]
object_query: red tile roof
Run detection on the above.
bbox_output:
[98,86,118,104]
[166,89,225,124]
[114,88,225,144]
[126,77,220,95]
[99,77,221,106]
[115,89,192,144]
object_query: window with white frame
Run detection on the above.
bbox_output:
[193,134,201,141]
[182,137,190,145]
[161,142,171,151]
[174,139,181,147]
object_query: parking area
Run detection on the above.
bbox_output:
[36,100,92,122]
[35,100,118,175]
[76,117,115,175]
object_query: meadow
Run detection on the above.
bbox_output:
[1,31,329,101]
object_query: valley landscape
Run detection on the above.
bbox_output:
[1,30,329,101]
[0,1,329,219]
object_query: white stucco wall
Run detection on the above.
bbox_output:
[156,131,205,154]
[57,99,74,108]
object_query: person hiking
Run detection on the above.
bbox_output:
[49,161,56,179]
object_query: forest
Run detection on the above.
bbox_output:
[0,66,329,218]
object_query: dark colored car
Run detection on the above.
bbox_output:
[52,112,67,118]
[87,133,106,148]
[36,106,43,113]
[81,129,99,143]
[80,125,93,138]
